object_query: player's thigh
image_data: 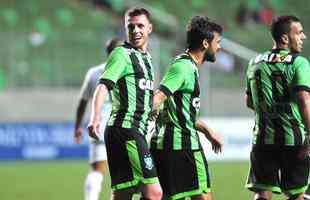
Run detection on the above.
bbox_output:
[91,160,108,173]
[89,141,107,164]
[281,147,310,196]
[246,146,282,195]
[105,126,158,190]
[152,149,210,199]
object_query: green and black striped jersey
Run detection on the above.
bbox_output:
[99,42,154,135]
[246,49,310,146]
[152,53,201,150]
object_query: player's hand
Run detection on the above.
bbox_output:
[298,136,310,160]
[87,120,101,140]
[207,132,223,154]
[146,119,156,144]
[150,109,159,121]
[74,127,83,144]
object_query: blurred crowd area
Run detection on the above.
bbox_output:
[0,0,309,91]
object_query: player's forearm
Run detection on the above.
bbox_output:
[297,91,310,138]
[195,119,214,139]
[245,94,254,110]
[152,90,167,111]
[74,99,88,130]
[90,84,108,122]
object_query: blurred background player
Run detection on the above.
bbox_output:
[73,37,122,200]
[151,16,223,200]
[87,7,163,200]
[245,15,310,200]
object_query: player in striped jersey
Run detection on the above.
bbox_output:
[151,16,223,200]
[87,7,162,200]
[73,38,122,200]
[245,15,310,200]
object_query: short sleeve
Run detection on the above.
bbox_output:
[293,56,310,93]
[159,61,187,97]
[99,47,127,90]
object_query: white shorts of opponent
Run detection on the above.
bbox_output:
[88,140,107,164]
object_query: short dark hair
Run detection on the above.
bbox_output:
[105,38,122,55]
[186,16,223,51]
[271,15,300,44]
[125,7,151,22]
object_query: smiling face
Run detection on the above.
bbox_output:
[288,22,306,53]
[125,14,153,52]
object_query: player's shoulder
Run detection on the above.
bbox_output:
[86,63,105,76]
[171,54,195,71]
[293,55,309,67]
[249,50,271,66]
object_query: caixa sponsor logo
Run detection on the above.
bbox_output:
[139,79,154,90]
[192,97,200,109]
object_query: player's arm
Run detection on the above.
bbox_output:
[293,57,310,158]
[297,91,310,135]
[245,92,254,110]
[88,84,109,139]
[195,119,222,153]
[153,90,167,112]
[153,61,186,112]
[74,99,88,143]
[88,47,127,139]
[245,60,254,110]
[74,69,93,143]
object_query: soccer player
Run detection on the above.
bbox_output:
[87,7,163,200]
[244,15,310,200]
[151,16,223,200]
[73,38,122,200]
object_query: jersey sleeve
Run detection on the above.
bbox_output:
[99,47,128,90]
[292,56,310,93]
[79,69,93,100]
[159,61,187,97]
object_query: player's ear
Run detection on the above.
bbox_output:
[202,39,209,49]
[148,23,153,34]
[281,34,289,45]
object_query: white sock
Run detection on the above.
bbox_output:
[84,171,103,200]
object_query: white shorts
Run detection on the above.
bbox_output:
[88,141,107,164]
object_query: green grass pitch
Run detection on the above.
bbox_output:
[0,161,285,200]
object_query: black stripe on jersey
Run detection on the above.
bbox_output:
[159,85,173,97]
[163,123,174,150]
[292,86,310,93]
[280,72,303,146]
[189,71,200,149]
[99,78,115,90]
[129,53,145,132]
[142,57,154,119]
[272,118,285,146]
[255,70,266,145]
[113,77,128,126]
[174,91,192,149]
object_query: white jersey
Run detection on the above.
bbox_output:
[80,63,111,144]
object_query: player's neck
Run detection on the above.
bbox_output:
[274,42,289,51]
[187,50,204,66]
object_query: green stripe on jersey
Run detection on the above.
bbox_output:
[245,49,310,146]
[100,42,154,135]
[153,53,201,150]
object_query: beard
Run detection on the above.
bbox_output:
[203,50,216,62]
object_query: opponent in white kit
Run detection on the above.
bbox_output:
[73,38,122,200]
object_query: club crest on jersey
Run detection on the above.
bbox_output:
[139,79,154,90]
[144,154,154,170]
[192,97,201,109]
